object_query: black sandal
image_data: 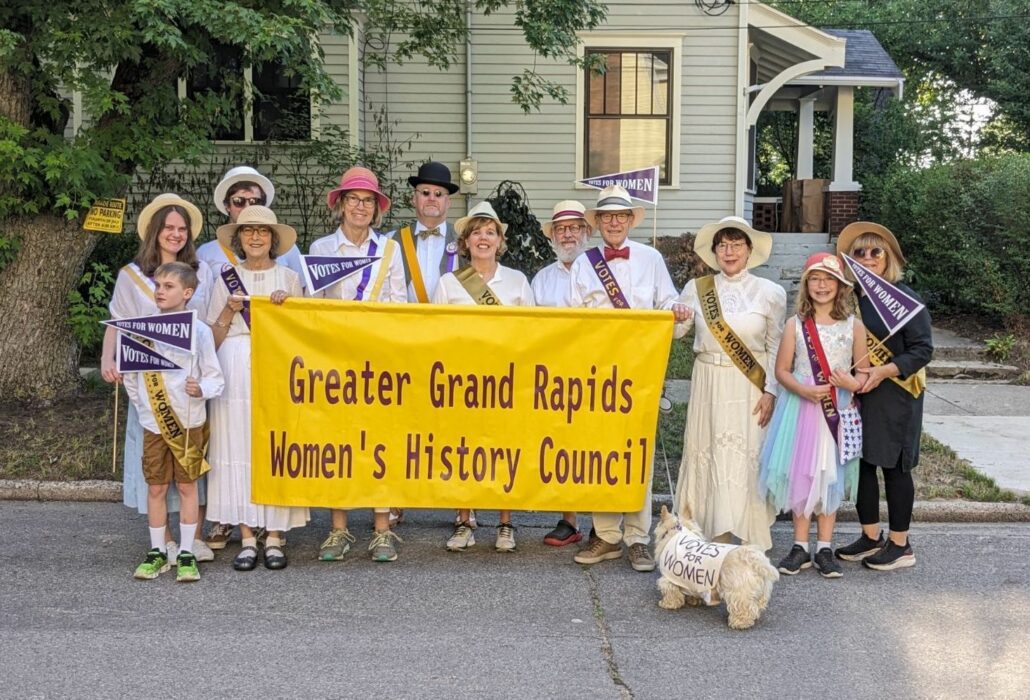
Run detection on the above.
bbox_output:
[264,545,288,570]
[233,545,258,571]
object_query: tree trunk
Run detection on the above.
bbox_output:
[0,216,97,405]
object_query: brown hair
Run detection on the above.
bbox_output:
[711,228,752,253]
[134,205,199,277]
[847,232,904,283]
[457,217,507,258]
[154,261,199,292]
[223,181,267,209]
[230,225,281,261]
[796,272,855,321]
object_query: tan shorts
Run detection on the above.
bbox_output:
[142,427,207,485]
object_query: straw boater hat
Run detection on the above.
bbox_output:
[326,166,391,213]
[215,205,297,258]
[454,201,509,238]
[835,221,906,265]
[541,200,588,236]
[408,161,459,194]
[213,166,275,216]
[693,215,773,270]
[136,193,204,240]
[584,185,645,230]
[801,252,852,286]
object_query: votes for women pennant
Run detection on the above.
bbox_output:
[301,255,381,295]
[842,254,925,337]
[116,334,182,373]
[576,166,660,205]
[102,309,196,353]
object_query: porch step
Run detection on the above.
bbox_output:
[926,360,1021,381]
[932,327,986,362]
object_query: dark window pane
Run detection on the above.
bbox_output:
[253,61,310,141]
[604,53,622,116]
[186,42,245,141]
[588,63,605,115]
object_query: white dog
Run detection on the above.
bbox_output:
[653,505,778,630]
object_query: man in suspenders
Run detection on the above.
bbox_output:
[390,161,462,303]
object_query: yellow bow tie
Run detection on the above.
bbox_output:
[418,227,441,239]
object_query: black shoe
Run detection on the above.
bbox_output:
[777,545,812,575]
[543,519,583,547]
[835,532,885,561]
[263,545,288,570]
[233,545,258,571]
[863,540,915,571]
[813,547,843,578]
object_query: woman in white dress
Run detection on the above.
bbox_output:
[433,201,535,553]
[206,206,309,571]
[100,193,214,557]
[673,216,786,551]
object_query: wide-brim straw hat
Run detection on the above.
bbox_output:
[454,201,509,238]
[213,166,275,216]
[694,216,773,270]
[541,200,589,236]
[801,252,853,287]
[407,160,459,194]
[326,166,391,213]
[584,185,645,230]
[836,221,906,265]
[215,205,297,258]
[136,193,203,240]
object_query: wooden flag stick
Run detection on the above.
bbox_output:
[112,385,119,474]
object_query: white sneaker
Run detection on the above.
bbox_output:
[192,539,215,562]
[166,541,178,566]
[454,510,478,530]
[446,523,476,552]
[495,523,516,553]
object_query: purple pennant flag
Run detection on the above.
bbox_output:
[842,254,926,337]
[301,254,381,295]
[102,309,195,353]
[576,166,660,205]
[219,265,251,328]
[116,334,182,373]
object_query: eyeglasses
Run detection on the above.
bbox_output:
[239,226,272,238]
[598,212,631,224]
[344,194,376,209]
[229,196,265,208]
[716,241,748,253]
[417,189,447,198]
[553,224,586,235]
[853,247,886,259]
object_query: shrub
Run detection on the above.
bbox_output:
[490,181,553,278]
[654,232,711,290]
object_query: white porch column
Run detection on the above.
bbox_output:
[829,86,860,191]
[796,96,815,180]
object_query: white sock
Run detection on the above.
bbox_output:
[265,536,283,549]
[149,527,167,552]
[794,540,809,553]
[241,536,257,549]
[179,523,197,554]
[817,540,832,552]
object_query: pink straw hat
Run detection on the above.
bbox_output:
[326,166,391,213]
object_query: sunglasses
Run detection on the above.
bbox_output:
[417,189,447,198]
[229,196,265,208]
[853,247,886,259]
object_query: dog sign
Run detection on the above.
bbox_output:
[659,532,735,601]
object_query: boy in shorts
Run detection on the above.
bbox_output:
[123,262,224,581]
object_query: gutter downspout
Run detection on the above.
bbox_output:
[465,1,473,211]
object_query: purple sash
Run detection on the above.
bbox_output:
[353,239,378,300]
[800,316,839,445]
[585,247,630,309]
[220,264,251,329]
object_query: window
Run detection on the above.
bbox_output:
[584,48,673,185]
[181,42,313,142]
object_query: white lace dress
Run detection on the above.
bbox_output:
[672,270,786,550]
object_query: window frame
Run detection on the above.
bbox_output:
[576,34,683,190]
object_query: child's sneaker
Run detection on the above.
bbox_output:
[813,547,843,578]
[133,548,170,580]
[777,545,812,575]
[863,540,915,571]
[494,523,516,552]
[206,523,234,550]
[191,539,215,563]
[176,552,201,582]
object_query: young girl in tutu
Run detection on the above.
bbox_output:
[759,253,868,578]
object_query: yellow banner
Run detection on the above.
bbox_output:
[250,297,673,512]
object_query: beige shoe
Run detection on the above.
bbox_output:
[574,536,622,565]
[628,543,656,572]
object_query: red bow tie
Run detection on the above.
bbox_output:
[604,246,630,262]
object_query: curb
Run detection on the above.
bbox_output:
[3,479,1029,522]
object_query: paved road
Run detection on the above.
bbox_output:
[2,504,1027,699]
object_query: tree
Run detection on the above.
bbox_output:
[0,0,606,404]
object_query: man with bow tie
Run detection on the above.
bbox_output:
[391,161,463,303]
[569,184,692,574]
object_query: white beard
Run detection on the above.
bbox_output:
[551,239,588,265]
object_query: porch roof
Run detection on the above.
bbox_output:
[788,29,905,96]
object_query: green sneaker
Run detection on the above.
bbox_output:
[176,552,201,582]
[133,548,170,580]
[318,528,355,561]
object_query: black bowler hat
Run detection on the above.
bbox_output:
[407,161,459,194]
